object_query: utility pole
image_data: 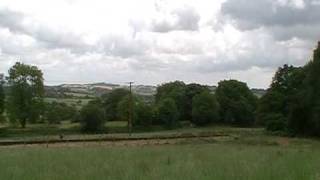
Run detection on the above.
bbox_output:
[128,82,134,136]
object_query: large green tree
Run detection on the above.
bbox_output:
[257,64,306,132]
[155,81,187,120]
[116,95,138,122]
[216,80,257,126]
[135,101,153,127]
[192,91,219,126]
[185,83,209,120]
[302,42,320,135]
[117,95,154,127]
[102,88,129,121]
[157,98,179,129]
[258,42,320,136]
[7,62,44,128]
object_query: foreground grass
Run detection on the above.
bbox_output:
[1,141,320,180]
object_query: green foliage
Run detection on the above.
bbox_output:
[185,83,210,120]
[192,91,219,126]
[116,95,137,122]
[155,81,187,120]
[301,42,320,136]
[157,98,179,129]
[102,88,129,121]
[80,102,105,133]
[135,101,153,127]
[216,80,257,126]
[264,113,287,132]
[259,42,320,136]
[116,95,154,127]
[44,102,77,124]
[6,62,44,128]
[258,65,309,134]
[256,91,286,125]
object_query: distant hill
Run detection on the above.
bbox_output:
[44,83,155,98]
[44,82,266,98]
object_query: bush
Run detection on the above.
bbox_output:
[44,102,77,124]
[192,92,219,126]
[80,104,105,133]
[157,98,179,129]
[135,102,153,127]
[264,113,287,132]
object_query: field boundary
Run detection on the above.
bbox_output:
[0,132,229,146]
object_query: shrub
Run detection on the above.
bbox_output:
[264,113,287,132]
[80,104,105,133]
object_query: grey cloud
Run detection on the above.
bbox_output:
[191,34,311,73]
[0,8,89,53]
[97,35,149,58]
[128,55,168,71]
[220,0,320,40]
[0,9,25,33]
[151,6,200,33]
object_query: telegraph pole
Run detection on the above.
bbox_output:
[128,82,134,136]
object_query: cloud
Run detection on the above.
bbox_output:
[220,0,320,40]
[0,8,89,53]
[151,5,200,32]
[0,0,317,88]
[97,35,150,58]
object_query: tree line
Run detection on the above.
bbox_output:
[257,42,320,136]
[0,42,319,136]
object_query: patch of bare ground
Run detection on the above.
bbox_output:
[0,136,233,148]
[276,137,290,146]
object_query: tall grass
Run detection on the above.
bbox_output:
[0,143,319,180]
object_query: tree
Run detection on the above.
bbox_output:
[257,64,306,133]
[185,83,209,120]
[102,88,129,121]
[301,42,320,135]
[157,98,179,128]
[257,42,320,136]
[7,62,44,128]
[116,95,153,127]
[44,102,77,124]
[192,91,219,126]
[155,81,187,120]
[135,101,153,127]
[116,95,138,122]
[80,103,105,133]
[216,80,257,126]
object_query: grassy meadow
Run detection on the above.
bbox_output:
[1,140,320,180]
[1,124,320,180]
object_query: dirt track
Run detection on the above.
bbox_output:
[0,132,233,148]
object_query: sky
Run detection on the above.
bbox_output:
[0,0,319,88]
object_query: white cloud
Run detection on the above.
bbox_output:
[0,0,317,88]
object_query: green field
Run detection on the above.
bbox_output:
[44,98,92,109]
[1,124,320,180]
[1,139,320,180]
